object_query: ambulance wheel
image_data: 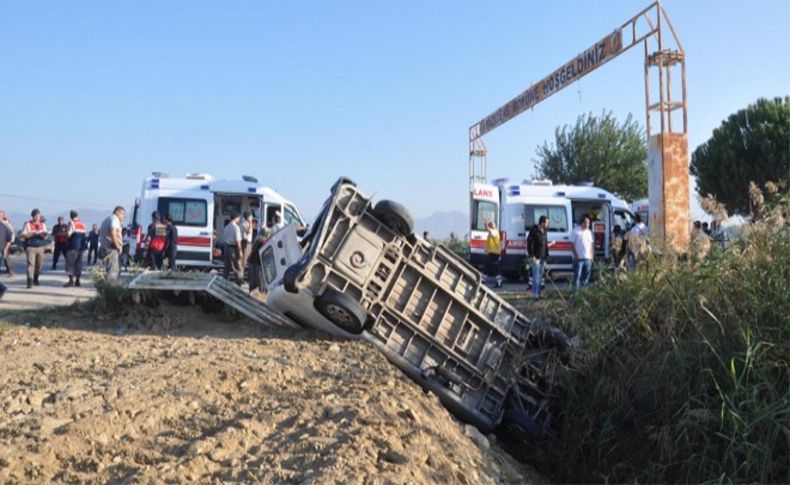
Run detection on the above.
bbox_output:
[373,200,414,237]
[314,290,366,335]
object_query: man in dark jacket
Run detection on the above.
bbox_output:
[51,216,69,270]
[526,215,555,300]
[164,214,178,270]
[86,224,100,265]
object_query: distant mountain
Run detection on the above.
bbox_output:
[414,211,468,239]
[4,208,108,230]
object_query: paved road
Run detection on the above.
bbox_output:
[0,253,97,311]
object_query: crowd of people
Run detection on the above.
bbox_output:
[0,204,292,301]
[480,211,707,300]
[0,206,128,298]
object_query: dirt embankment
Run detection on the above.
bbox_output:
[0,304,541,483]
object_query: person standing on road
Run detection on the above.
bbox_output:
[247,226,270,293]
[527,215,555,300]
[0,211,14,277]
[240,210,254,266]
[50,216,69,270]
[570,215,594,290]
[99,206,125,281]
[145,211,167,270]
[223,212,244,285]
[484,221,502,280]
[164,214,178,270]
[21,209,49,289]
[86,224,100,265]
[64,210,87,287]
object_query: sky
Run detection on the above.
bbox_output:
[1,0,788,222]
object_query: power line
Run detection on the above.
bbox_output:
[0,192,111,209]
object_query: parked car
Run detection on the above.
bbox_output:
[260,177,569,439]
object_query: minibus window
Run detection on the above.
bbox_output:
[261,246,277,284]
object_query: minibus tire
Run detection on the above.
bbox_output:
[373,200,414,236]
[314,290,366,335]
[283,263,305,294]
[332,177,356,191]
[502,408,545,440]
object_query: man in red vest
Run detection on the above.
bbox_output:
[21,209,49,288]
[50,216,69,270]
[64,210,88,287]
[145,211,167,270]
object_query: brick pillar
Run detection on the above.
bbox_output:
[647,133,690,252]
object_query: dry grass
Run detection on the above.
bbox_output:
[528,186,789,483]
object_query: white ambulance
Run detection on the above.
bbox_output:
[129,173,306,269]
[630,198,649,225]
[469,179,635,280]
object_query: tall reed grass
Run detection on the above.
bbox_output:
[538,186,788,483]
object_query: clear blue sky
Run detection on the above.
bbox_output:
[1,0,788,221]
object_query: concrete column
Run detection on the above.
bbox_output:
[647,133,690,252]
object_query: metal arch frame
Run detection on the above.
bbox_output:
[469,1,687,190]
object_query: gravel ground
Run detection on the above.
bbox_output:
[0,303,543,484]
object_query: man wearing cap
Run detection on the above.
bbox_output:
[99,206,125,280]
[21,209,49,288]
[50,216,69,270]
[64,210,87,287]
[222,212,244,285]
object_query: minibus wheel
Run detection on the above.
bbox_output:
[373,200,414,236]
[314,290,366,335]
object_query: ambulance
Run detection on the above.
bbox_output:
[630,198,649,225]
[129,173,306,269]
[469,179,635,280]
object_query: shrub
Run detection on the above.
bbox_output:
[90,268,133,314]
[439,232,470,260]
[537,186,789,483]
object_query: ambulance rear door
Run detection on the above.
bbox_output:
[469,183,499,269]
[157,193,213,268]
[521,197,573,272]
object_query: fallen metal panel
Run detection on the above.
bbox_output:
[127,271,298,329]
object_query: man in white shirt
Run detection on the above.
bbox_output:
[570,215,594,289]
[222,212,244,285]
[99,206,125,281]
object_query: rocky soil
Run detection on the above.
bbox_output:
[0,303,542,483]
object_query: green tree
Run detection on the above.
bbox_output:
[691,96,789,215]
[534,111,647,201]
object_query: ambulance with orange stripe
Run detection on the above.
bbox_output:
[130,173,305,269]
[469,179,635,281]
